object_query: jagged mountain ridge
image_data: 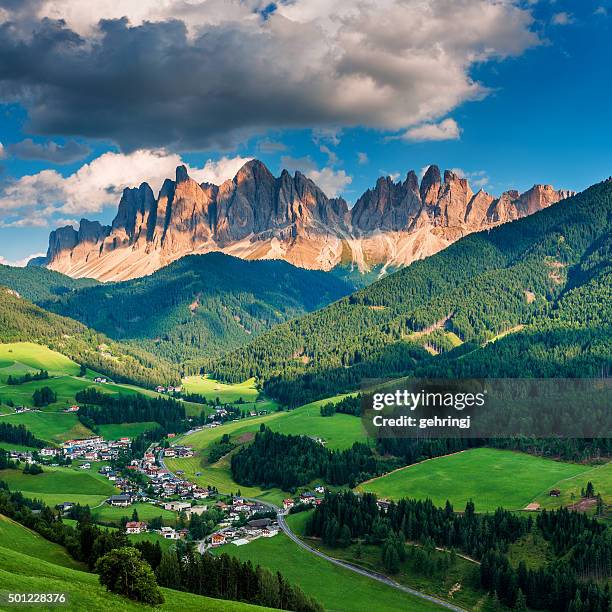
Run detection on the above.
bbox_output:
[43,160,573,281]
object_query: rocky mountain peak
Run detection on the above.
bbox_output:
[420,164,441,205]
[176,165,190,183]
[43,159,573,281]
[404,170,419,194]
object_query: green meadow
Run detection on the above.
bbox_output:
[358,448,594,511]
[0,466,117,507]
[96,421,160,440]
[0,343,81,380]
[0,513,83,570]
[0,411,93,444]
[0,515,271,612]
[165,452,286,505]
[92,502,177,526]
[531,461,612,509]
[127,531,177,552]
[214,529,441,612]
[182,375,260,403]
[167,393,362,503]
[286,512,489,611]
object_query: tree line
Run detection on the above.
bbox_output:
[230,427,392,490]
[320,394,361,417]
[0,423,45,448]
[75,388,186,432]
[0,481,323,611]
[6,370,49,385]
[201,181,611,407]
[306,490,611,612]
[0,286,179,389]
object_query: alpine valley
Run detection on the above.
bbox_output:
[40,160,573,282]
[2,4,611,612]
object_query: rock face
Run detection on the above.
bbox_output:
[44,161,574,281]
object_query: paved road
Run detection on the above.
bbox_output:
[276,513,467,612]
[159,447,467,611]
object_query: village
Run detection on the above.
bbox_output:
[11,425,330,550]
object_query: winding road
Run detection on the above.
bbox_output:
[159,449,468,612]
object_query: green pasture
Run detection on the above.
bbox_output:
[358,448,593,512]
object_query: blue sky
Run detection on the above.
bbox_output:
[0,0,610,263]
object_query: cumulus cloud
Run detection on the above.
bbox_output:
[0,141,5,159]
[8,138,91,163]
[307,168,352,198]
[594,6,607,16]
[357,152,369,165]
[280,154,352,197]
[551,12,574,25]
[0,0,539,150]
[0,149,251,226]
[0,252,46,267]
[402,118,462,142]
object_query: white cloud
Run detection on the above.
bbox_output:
[307,168,352,198]
[189,156,254,185]
[357,152,369,165]
[0,149,251,226]
[280,155,351,197]
[0,252,46,267]
[594,6,607,16]
[0,142,6,159]
[319,145,339,166]
[551,12,574,25]
[402,118,462,142]
[0,1,540,150]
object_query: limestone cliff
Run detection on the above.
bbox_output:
[44,161,573,281]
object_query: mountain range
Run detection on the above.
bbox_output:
[40,160,573,281]
[205,178,612,406]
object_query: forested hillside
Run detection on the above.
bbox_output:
[0,288,179,388]
[37,253,352,362]
[205,179,612,405]
[0,264,98,302]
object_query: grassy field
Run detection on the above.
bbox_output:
[0,411,93,443]
[358,448,594,511]
[0,513,83,570]
[167,394,362,504]
[182,376,261,403]
[96,421,160,440]
[0,466,117,507]
[531,461,612,509]
[92,502,177,526]
[0,343,81,380]
[166,452,287,505]
[507,533,553,570]
[0,520,271,612]
[128,531,177,552]
[215,530,442,612]
[286,512,491,611]
[0,441,39,452]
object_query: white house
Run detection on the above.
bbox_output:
[108,494,131,507]
[160,526,179,540]
[125,521,148,534]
